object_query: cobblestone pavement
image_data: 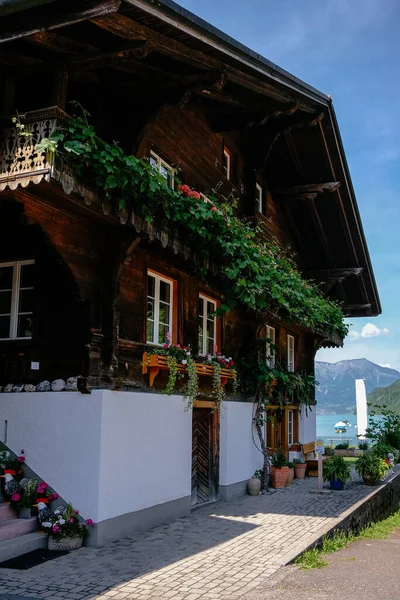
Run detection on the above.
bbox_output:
[0,470,397,600]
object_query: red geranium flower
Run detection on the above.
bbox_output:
[4,469,16,476]
[36,497,49,504]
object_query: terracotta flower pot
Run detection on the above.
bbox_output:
[271,466,289,489]
[286,468,295,485]
[248,477,261,496]
[294,464,307,479]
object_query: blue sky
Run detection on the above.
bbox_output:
[178,0,400,369]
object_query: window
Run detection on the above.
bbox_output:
[287,334,295,372]
[0,260,34,340]
[147,272,173,345]
[255,183,263,213]
[265,325,275,368]
[223,147,231,180]
[149,150,174,189]
[288,410,294,446]
[198,295,217,355]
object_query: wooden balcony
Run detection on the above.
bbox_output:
[142,352,235,388]
[0,106,68,192]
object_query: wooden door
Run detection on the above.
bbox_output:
[191,407,219,506]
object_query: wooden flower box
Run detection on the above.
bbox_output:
[142,352,235,388]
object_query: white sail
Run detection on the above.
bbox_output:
[355,379,368,438]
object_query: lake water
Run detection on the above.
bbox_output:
[317,413,362,446]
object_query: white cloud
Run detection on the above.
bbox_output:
[361,323,389,338]
[379,363,391,368]
[347,330,360,341]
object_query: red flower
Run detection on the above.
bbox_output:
[4,469,16,476]
[86,519,94,527]
[52,493,59,500]
[36,497,49,504]
[163,343,169,349]
[230,360,234,367]
[189,190,201,200]
[178,184,191,196]
[11,492,21,502]
[20,449,25,454]
[211,206,217,211]
[17,456,25,463]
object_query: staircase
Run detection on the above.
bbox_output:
[0,500,47,562]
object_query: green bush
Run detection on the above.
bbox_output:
[335,442,349,450]
[271,448,287,469]
[355,452,389,482]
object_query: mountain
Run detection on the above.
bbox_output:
[315,358,400,414]
[368,379,400,415]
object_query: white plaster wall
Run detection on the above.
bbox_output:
[0,392,103,521]
[220,401,263,485]
[97,391,192,522]
[298,406,317,443]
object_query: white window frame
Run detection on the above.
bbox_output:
[198,294,217,356]
[288,410,294,446]
[149,150,175,189]
[255,183,263,213]
[223,147,231,180]
[0,259,34,341]
[287,334,295,372]
[265,325,275,368]
[146,271,173,346]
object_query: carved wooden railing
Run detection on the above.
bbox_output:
[142,352,235,388]
[0,106,67,192]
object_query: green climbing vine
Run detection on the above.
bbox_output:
[164,356,179,396]
[36,109,347,339]
[184,357,199,410]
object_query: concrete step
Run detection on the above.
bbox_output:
[0,517,37,542]
[0,502,15,522]
[0,531,48,563]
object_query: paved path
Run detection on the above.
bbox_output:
[0,470,397,600]
[247,527,400,599]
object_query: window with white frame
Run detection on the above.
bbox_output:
[146,272,173,345]
[287,334,295,372]
[198,295,217,355]
[149,150,175,189]
[255,183,263,213]
[223,147,231,180]
[265,325,275,368]
[288,410,294,446]
[0,260,34,340]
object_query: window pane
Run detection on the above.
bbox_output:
[17,314,32,338]
[207,301,215,318]
[0,315,10,338]
[159,164,169,181]
[0,291,11,314]
[198,297,204,317]
[158,323,169,345]
[159,280,170,304]
[148,275,155,298]
[20,264,34,288]
[0,266,13,290]
[207,319,215,340]
[147,298,155,321]
[149,155,157,169]
[19,288,34,313]
[159,302,170,326]
[206,337,214,355]
[199,326,204,354]
[146,319,154,343]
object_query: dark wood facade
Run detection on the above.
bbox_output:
[0,1,380,402]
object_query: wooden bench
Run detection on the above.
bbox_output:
[142,352,235,388]
[302,441,328,477]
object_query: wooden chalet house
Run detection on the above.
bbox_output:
[0,0,380,546]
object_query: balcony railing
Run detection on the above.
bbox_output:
[0,106,67,192]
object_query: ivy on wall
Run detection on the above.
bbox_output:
[37,111,348,339]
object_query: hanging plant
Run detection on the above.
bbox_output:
[184,357,199,409]
[212,363,226,412]
[36,109,348,339]
[164,356,179,396]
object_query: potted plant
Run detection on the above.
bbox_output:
[290,442,301,452]
[9,478,38,518]
[293,458,306,479]
[248,470,262,496]
[286,462,295,485]
[41,503,94,551]
[270,448,288,488]
[323,455,351,490]
[355,452,389,486]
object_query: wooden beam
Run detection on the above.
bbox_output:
[70,41,155,69]
[0,0,121,44]
[308,268,363,280]
[27,31,98,55]
[277,182,341,196]
[250,102,299,127]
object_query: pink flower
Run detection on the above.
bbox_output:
[17,456,25,463]
[75,510,79,515]
[20,449,25,454]
[11,492,21,502]
[52,525,60,533]
[69,518,74,523]
[52,493,59,500]
[86,519,94,527]
[227,223,231,227]
[166,331,172,343]
[211,206,217,211]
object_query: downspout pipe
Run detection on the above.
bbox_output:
[0,0,61,17]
